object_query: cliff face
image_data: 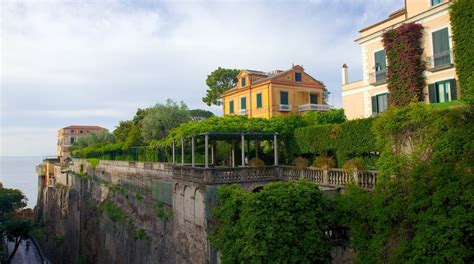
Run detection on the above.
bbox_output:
[34,161,195,264]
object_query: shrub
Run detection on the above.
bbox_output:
[248,157,265,168]
[451,0,474,103]
[342,158,366,172]
[211,181,336,263]
[293,157,309,169]
[339,103,474,262]
[312,155,336,169]
[87,158,100,170]
[101,201,127,224]
[295,118,377,167]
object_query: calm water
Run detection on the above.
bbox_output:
[0,156,43,208]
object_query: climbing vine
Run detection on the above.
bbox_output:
[383,23,425,106]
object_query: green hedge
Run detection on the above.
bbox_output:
[294,118,377,167]
[451,0,474,103]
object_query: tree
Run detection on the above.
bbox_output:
[141,99,191,142]
[188,109,214,121]
[211,181,336,263]
[72,130,114,149]
[0,188,32,263]
[202,67,240,106]
[113,120,133,143]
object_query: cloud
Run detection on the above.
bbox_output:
[0,0,402,156]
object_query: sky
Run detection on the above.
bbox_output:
[0,0,402,156]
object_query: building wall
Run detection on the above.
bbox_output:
[222,67,326,119]
[343,0,457,120]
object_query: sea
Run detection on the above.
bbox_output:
[0,156,43,208]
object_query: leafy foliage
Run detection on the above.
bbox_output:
[338,103,474,262]
[0,188,32,262]
[211,181,336,263]
[141,99,190,143]
[189,109,214,121]
[383,23,425,106]
[101,201,127,224]
[295,118,377,167]
[450,0,474,103]
[202,67,240,106]
[71,130,114,150]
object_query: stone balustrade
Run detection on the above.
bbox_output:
[172,165,377,189]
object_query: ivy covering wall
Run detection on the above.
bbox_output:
[383,23,425,106]
[450,0,474,103]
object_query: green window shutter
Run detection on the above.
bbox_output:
[256,93,262,108]
[280,91,289,105]
[229,101,234,113]
[241,97,246,110]
[432,28,450,66]
[371,96,378,115]
[374,50,386,70]
[428,84,438,103]
[450,79,457,100]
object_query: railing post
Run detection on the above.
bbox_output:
[352,170,359,186]
[323,169,329,185]
[172,139,176,164]
[191,136,195,167]
[205,134,209,168]
[181,138,184,165]
[273,133,278,166]
[241,134,245,167]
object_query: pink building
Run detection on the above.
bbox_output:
[57,125,106,159]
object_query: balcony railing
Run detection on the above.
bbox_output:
[426,50,453,71]
[369,69,387,85]
[279,104,292,112]
[298,104,332,112]
[238,109,247,115]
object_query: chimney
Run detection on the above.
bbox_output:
[342,64,348,85]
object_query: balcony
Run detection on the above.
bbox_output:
[369,69,387,86]
[238,109,247,115]
[298,104,332,112]
[426,50,454,72]
[36,164,46,176]
[279,104,292,112]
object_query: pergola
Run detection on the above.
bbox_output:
[171,132,278,168]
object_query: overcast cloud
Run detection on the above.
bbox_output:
[1,0,402,156]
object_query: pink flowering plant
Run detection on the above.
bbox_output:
[383,23,426,106]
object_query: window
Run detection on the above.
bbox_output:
[295,72,302,82]
[80,130,83,134]
[241,77,246,87]
[280,91,289,105]
[70,130,74,134]
[310,94,318,104]
[70,137,75,144]
[229,100,234,114]
[241,97,247,110]
[431,0,442,6]
[374,50,387,82]
[371,93,389,115]
[256,93,262,108]
[429,79,457,103]
[432,28,450,67]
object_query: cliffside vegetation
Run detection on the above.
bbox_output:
[211,181,336,263]
[338,103,474,262]
[450,0,474,103]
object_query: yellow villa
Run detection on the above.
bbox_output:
[221,65,330,118]
[342,0,458,120]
